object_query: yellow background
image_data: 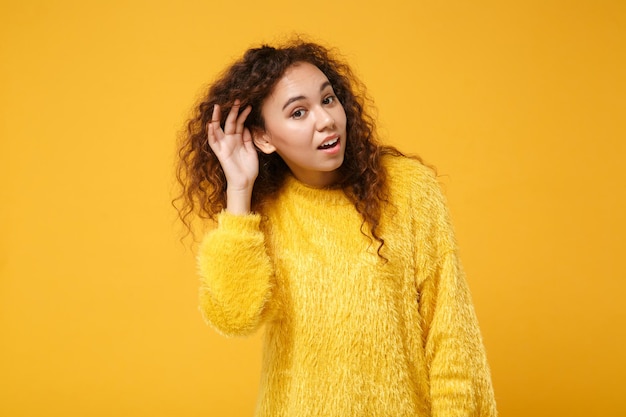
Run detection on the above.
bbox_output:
[1,0,624,416]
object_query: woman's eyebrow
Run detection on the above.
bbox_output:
[282,95,305,111]
[282,81,333,111]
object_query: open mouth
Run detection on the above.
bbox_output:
[318,137,339,150]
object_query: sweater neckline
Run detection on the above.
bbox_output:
[281,174,351,205]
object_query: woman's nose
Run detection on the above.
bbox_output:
[315,107,335,131]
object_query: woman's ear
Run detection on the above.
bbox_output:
[252,130,276,154]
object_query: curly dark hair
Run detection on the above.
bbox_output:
[174,39,408,254]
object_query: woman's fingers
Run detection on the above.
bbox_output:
[207,100,253,151]
[207,104,222,147]
[242,128,254,150]
[223,100,241,134]
[207,121,219,149]
[211,103,221,123]
[236,105,252,135]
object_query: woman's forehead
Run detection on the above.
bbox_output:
[271,63,331,98]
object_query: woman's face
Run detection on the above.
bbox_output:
[254,62,347,187]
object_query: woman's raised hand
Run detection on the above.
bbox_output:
[207,101,259,190]
[207,101,259,214]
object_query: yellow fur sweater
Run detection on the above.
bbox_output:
[197,155,497,417]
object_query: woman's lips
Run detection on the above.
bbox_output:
[317,136,341,154]
[318,135,340,150]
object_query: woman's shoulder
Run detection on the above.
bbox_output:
[381,152,439,195]
[381,152,454,245]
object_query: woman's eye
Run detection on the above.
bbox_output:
[291,109,306,119]
[323,96,335,105]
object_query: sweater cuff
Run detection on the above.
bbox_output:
[216,210,262,231]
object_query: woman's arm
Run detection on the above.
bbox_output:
[420,250,497,417]
[409,166,497,416]
[198,100,273,336]
[197,211,274,337]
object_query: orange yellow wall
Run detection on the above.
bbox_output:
[1,1,624,416]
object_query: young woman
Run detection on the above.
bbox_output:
[176,39,497,417]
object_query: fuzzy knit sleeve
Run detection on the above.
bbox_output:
[411,169,497,417]
[421,250,497,417]
[197,211,274,337]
